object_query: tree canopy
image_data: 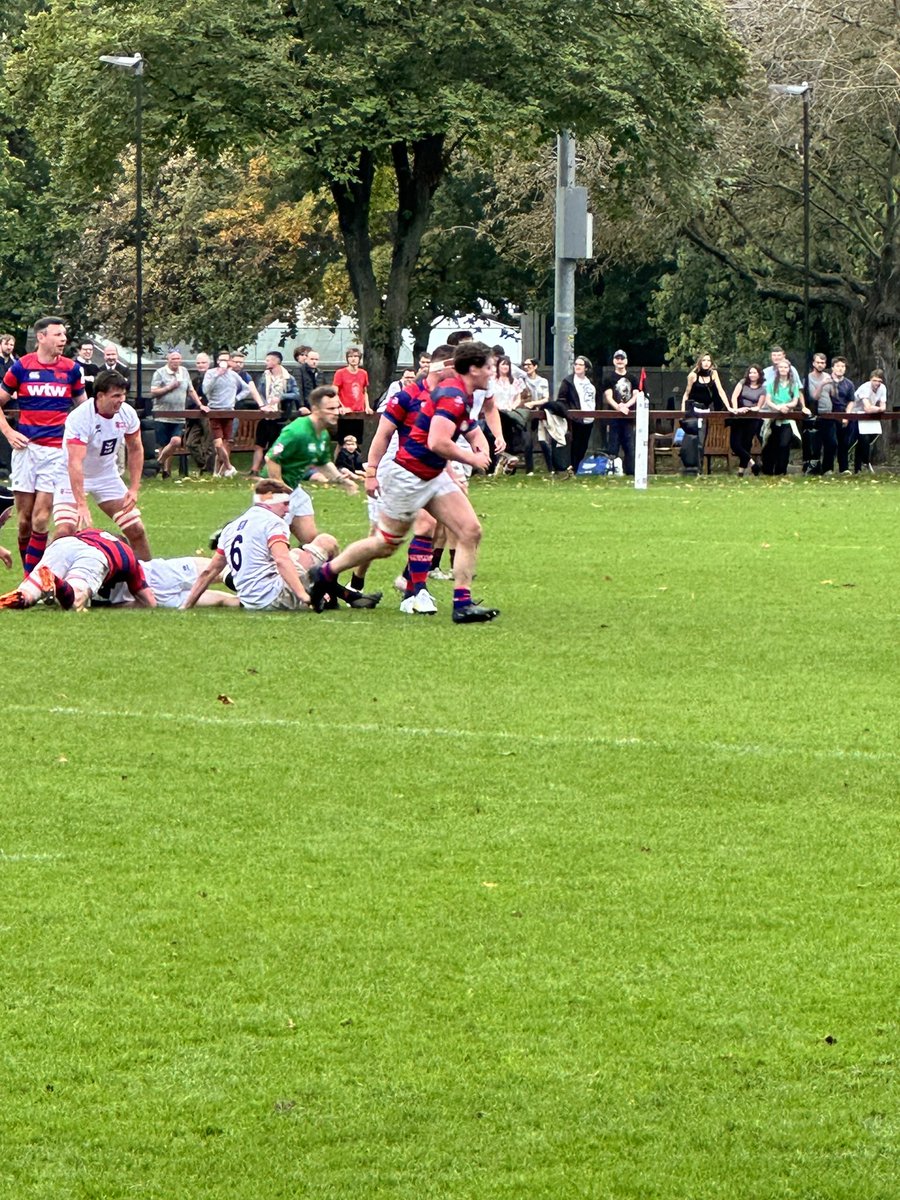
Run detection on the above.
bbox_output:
[5,0,743,386]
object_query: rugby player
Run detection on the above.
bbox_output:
[0,527,156,611]
[52,369,151,560]
[262,386,357,545]
[0,316,86,573]
[307,341,500,623]
[360,344,455,614]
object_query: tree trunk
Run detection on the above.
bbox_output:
[329,136,446,398]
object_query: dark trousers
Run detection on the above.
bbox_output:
[854,430,878,471]
[570,420,594,474]
[538,436,569,473]
[606,418,635,475]
[761,423,793,475]
[729,418,761,469]
[835,421,852,472]
[818,419,838,474]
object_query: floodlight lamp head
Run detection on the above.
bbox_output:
[769,81,810,97]
[99,53,144,75]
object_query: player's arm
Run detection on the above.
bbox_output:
[66,440,93,528]
[479,393,505,453]
[132,586,157,608]
[121,430,144,508]
[270,538,310,604]
[314,458,358,494]
[0,385,28,450]
[182,551,226,609]
[0,545,12,569]
[429,413,489,470]
[363,417,395,495]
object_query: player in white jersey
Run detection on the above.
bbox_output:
[106,556,240,608]
[53,369,151,559]
[182,480,310,611]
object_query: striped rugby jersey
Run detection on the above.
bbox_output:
[74,529,148,596]
[393,374,473,480]
[2,353,85,447]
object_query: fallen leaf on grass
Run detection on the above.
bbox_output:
[217,694,234,705]
[761,542,771,549]
[481,881,498,888]
[57,755,68,764]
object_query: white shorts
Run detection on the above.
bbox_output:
[449,460,471,485]
[251,582,307,612]
[36,538,108,595]
[54,473,128,516]
[11,444,64,495]
[111,556,198,607]
[288,485,314,521]
[377,459,459,524]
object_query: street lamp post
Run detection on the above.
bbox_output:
[99,53,144,415]
[770,81,811,406]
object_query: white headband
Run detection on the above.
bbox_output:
[255,493,290,507]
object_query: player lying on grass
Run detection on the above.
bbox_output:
[0,527,156,610]
[183,480,381,612]
[102,555,240,608]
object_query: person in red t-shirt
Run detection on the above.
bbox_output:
[332,346,371,445]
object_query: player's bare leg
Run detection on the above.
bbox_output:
[98,497,152,561]
[427,488,498,623]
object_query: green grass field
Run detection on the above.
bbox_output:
[1,472,897,1199]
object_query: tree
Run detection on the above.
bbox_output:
[682,0,900,390]
[10,0,744,391]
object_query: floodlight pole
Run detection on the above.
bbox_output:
[99,53,145,415]
[770,81,811,406]
[552,131,576,396]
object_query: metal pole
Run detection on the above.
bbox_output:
[802,87,810,410]
[135,60,144,416]
[552,131,576,397]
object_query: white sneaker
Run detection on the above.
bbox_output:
[412,589,437,614]
[399,595,416,614]
[428,568,453,581]
[222,466,238,478]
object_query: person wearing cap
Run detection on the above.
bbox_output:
[602,350,640,475]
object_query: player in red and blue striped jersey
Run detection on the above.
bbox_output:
[351,346,455,612]
[308,341,500,624]
[0,527,155,611]
[0,316,86,574]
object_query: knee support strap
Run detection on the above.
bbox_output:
[376,525,405,548]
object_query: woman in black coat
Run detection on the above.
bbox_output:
[555,356,597,474]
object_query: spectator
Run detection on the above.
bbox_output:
[520,358,549,474]
[297,349,320,414]
[250,350,299,476]
[229,351,262,408]
[554,356,596,474]
[803,351,832,474]
[829,357,856,474]
[185,352,215,474]
[332,346,371,443]
[101,345,132,393]
[334,434,365,479]
[380,369,417,412]
[680,352,731,475]
[728,365,765,477]
[492,355,527,470]
[760,359,810,475]
[203,350,251,477]
[763,345,801,389]
[150,350,199,478]
[0,333,16,374]
[848,368,887,473]
[74,341,99,401]
[602,351,638,475]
